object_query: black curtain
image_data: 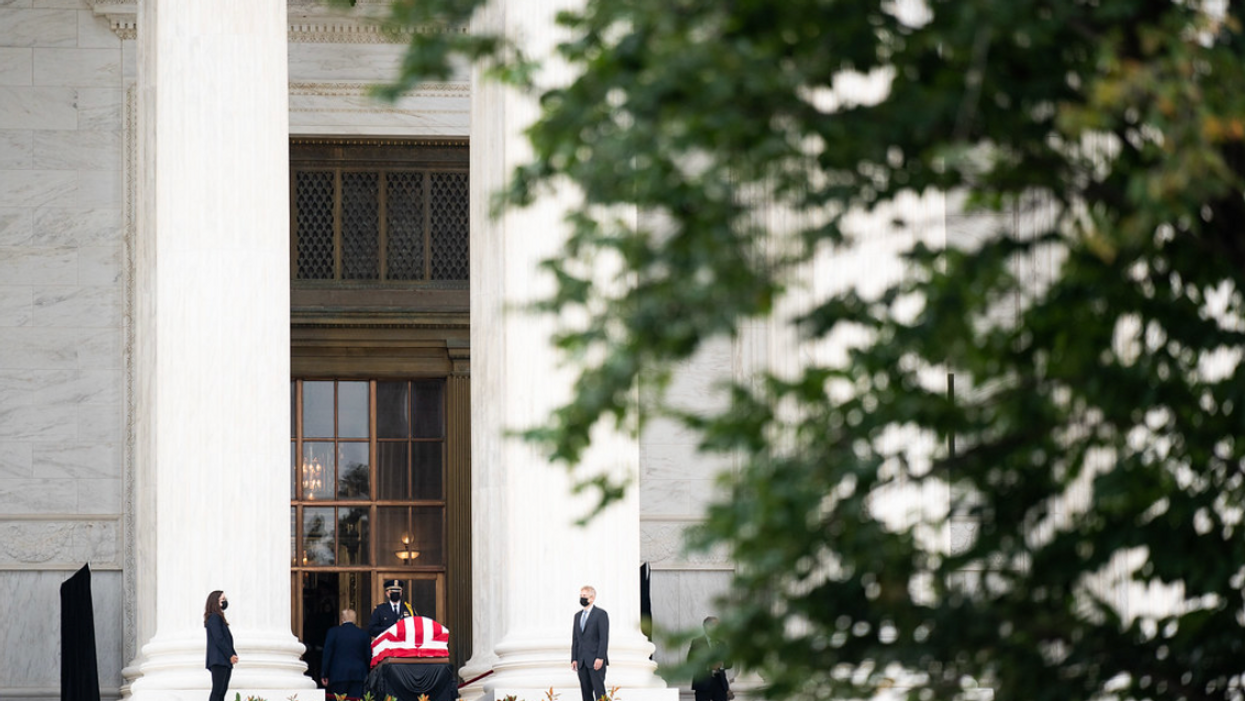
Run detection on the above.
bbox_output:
[61,564,101,701]
[640,562,652,642]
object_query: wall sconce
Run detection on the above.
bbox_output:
[394,535,420,563]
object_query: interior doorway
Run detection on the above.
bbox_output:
[291,378,461,686]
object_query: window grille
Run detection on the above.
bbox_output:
[291,140,469,283]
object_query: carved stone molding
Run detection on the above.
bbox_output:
[640,520,734,568]
[0,518,122,569]
[88,0,463,43]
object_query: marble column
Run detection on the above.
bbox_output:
[461,1,674,699]
[123,1,314,699]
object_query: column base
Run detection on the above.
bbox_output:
[121,628,315,700]
[459,651,501,701]
[486,689,679,701]
[486,631,665,691]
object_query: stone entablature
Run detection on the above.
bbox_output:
[87,0,464,42]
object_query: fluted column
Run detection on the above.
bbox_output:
[462,0,673,699]
[123,1,314,699]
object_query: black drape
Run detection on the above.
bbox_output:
[61,564,101,701]
[366,662,457,701]
[640,562,653,641]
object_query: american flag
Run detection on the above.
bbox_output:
[371,616,450,666]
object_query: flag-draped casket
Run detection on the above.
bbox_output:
[371,616,450,666]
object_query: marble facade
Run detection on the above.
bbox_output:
[0,2,127,699]
[0,1,742,700]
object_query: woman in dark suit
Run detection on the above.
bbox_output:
[204,590,239,701]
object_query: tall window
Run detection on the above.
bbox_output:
[291,379,448,680]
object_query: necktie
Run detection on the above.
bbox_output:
[580,611,587,631]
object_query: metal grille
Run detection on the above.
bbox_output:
[296,171,335,279]
[291,142,468,283]
[429,172,470,281]
[386,172,425,280]
[341,172,380,280]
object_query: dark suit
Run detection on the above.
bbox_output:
[205,613,236,701]
[571,606,609,701]
[368,600,412,638]
[689,635,731,701]
[322,621,371,698]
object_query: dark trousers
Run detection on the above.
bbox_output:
[328,679,365,699]
[577,662,606,701]
[208,665,232,701]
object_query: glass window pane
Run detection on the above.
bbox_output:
[377,381,410,438]
[290,507,297,566]
[410,506,444,567]
[412,443,443,501]
[303,381,334,438]
[338,381,369,438]
[338,442,370,498]
[411,381,444,438]
[303,507,336,565]
[302,442,335,500]
[291,381,296,437]
[410,577,439,621]
[377,506,444,568]
[290,443,296,500]
[376,506,411,568]
[337,506,370,566]
[377,443,409,500]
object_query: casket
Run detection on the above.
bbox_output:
[371,615,450,666]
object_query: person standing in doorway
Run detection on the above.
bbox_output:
[689,616,732,701]
[571,585,609,701]
[321,608,371,699]
[368,579,415,637]
[204,590,238,701]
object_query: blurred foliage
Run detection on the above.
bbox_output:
[361,0,1245,698]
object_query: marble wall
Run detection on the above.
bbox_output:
[0,1,127,698]
[639,337,738,686]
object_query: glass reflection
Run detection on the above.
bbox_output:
[410,578,438,621]
[411,443,443,500]
[304,507,336,565]
[303,382,334,438]
[412,381,444,438]
[337,507,370,565]
[376,506,444,567]
[338,381,369,438]
[290,507,297,566]
[377,382,410,438]
[302,442,335,500]
[377,443,409,500]
[338,443,370,498]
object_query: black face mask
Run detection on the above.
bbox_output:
[389,592,402,603]
[220,601,229,610]
[579,597,590,607]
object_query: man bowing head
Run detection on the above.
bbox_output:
[571,585,609,701]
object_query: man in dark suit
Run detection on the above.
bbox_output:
[321,608,371,699]
[571,585,609,701]
[689,616,732,701]
[369,579,415,637]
